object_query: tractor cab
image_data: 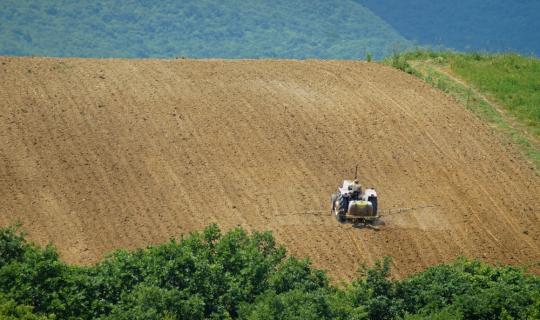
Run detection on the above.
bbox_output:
[339,179,362,200]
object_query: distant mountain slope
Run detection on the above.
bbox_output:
[0,0,409,59]
[357,0,540,56]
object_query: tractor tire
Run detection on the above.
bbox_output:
[368,196,378,216]
[335,192,347,223]
[336,192,347,214]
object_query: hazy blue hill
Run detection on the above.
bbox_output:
[0,0,409,59]
[357,0,540,56]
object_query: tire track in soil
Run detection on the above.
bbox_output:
[1,57,538,279]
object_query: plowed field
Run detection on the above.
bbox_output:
[1,57,538,280]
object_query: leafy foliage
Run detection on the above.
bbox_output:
[398,259,540,319]
[0,225,538,319]
[0,293,51,320]
[0,0,409,59]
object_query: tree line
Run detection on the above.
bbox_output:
[0,224,538,319]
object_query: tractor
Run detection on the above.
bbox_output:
[330,170,379,228]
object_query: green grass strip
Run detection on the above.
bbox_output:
[382,50,539,169]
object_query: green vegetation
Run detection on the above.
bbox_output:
[0,294,50,320]
[0,0,409,59]
[1,225,539,319]
[451,54,540,136]
[385,50,540,168]
[3,1,539,59]
[357,0,540,56]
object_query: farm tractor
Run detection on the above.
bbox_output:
[331,167,379,228]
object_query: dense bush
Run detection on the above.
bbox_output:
[0,225,538,319]
[0,293,51,320]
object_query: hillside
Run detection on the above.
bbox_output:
[0,0,409,59]
[0,57,539,280]
[385,51,540,168]
[358,0,540,56]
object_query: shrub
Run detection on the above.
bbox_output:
[0,293,52,320]
[390,52,421,76]
[365,52,373,62]
[0,225,538,319]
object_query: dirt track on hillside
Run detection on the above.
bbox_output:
[1,57,538,280]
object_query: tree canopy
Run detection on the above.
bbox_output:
[1,225,538,319]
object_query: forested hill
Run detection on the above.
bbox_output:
[0,0,409,59]
[357,0,540,56]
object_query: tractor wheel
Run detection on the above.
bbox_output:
[368,196,378,215]
[335,192,347,223]
[336,192,347,214]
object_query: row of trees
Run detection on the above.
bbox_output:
[1,224,539,319]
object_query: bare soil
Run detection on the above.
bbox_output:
[1,57,538,280]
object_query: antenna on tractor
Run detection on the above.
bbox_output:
[354,165,358,180]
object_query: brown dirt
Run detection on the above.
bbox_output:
[0,56,539,280]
